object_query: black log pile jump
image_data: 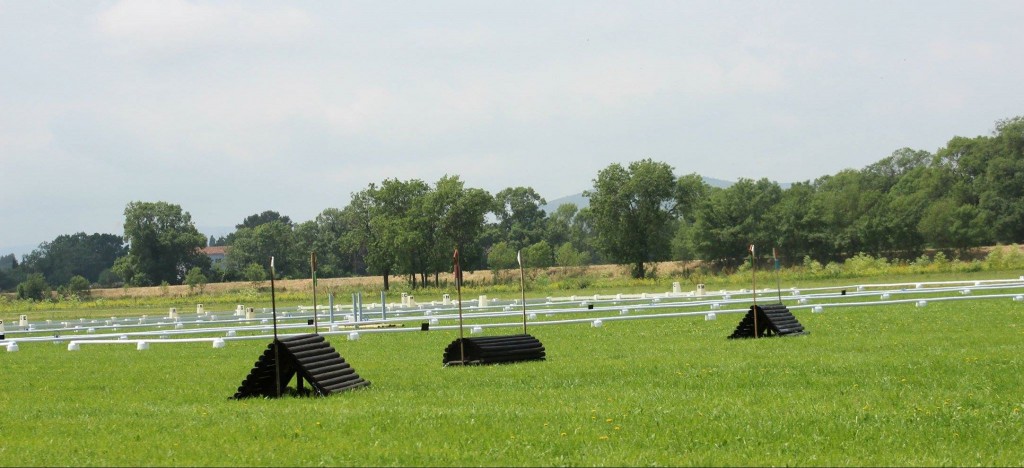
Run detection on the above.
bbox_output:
[233,333,369,398]
[442,334,546,366]
[728,303,807,339]
[443,248,547,367]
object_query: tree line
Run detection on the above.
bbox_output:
[3,116,1023,299]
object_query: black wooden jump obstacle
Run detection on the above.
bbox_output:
[442,248,547,366]
[728,303,807,339]
[232,333,369,398]
[442,334,546,366]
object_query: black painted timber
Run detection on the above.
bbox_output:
[728,303,808,339]
[443,334,546,366]
[232,334,370,399]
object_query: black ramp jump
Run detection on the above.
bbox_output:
[233,334,369,399]
[443,334,546,366]
[728,303,808,339]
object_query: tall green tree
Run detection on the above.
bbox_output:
[544,203,576,249]
[0,253,16,271]
[432,175,493,282]
[809,170,880,257]
[542,203,599,265]
[586,159,676,278]
[491,186,548,249]
[486,241,517,283]
[673,173,712,222]
[345,179,430,290]
[217,210,294,246]
[768,181,831,263]
[345,186,393,290]
[119,202,209,286]
[16,273,50,301]
[378,179,432,288]
[226,220,297,278]
[238,210,293,230]
[21,233,126,285]
[918,198,987,253]
[690,178,783,264]
[292,208,357,279]
[523,240,554,269]
[669,174,713,261]
[184,267,208,295]
[976,117,1024,243]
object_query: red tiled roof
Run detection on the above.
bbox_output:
[201,246,229,255]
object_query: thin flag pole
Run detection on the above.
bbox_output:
[311,252,318,333]
[750,245,758,339]
[774,247,782,304]
[518,250,527,335]
[270,256,281,397]
[454,248,465,364]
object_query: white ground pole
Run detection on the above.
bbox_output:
[2,277,1022,349]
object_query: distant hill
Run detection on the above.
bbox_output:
[542,193,590,213]
[541,176,738,213]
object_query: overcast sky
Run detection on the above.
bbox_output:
[2,0,1022,256]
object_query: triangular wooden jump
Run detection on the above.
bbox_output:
[728,303,808,339]
[443,334,546,366]
[232,333,369,399]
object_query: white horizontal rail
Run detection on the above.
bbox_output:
[2,278,1022,349]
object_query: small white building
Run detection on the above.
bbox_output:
[201,246,229,269]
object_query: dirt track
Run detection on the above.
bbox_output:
[86,262,682,299]
[84,245,1021,299]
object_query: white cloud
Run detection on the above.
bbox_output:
[94,0,316,54]
[323,87,400,136]
[0,110,52,158]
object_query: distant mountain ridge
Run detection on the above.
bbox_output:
[541,176,739,213]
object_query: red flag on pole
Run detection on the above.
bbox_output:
[453,248,465,363]
[453,249,461,284]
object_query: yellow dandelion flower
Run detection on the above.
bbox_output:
[599,435,609,440]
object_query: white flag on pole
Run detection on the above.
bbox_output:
[517,250,522,267]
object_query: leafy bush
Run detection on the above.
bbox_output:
[844,253,891,277]
[97,268,121,288]
[16,273,50,301]
[523,241,554,269]
[184,267,208,295]
[555,243,585,268]
[65,275,91,299]
[243,263,267,290]
[983,245,1024,270]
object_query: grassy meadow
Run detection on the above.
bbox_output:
[2,288,1023,466]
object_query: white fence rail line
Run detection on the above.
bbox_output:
[3,277,1023,350]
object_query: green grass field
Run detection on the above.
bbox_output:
[2,292,1023,466]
